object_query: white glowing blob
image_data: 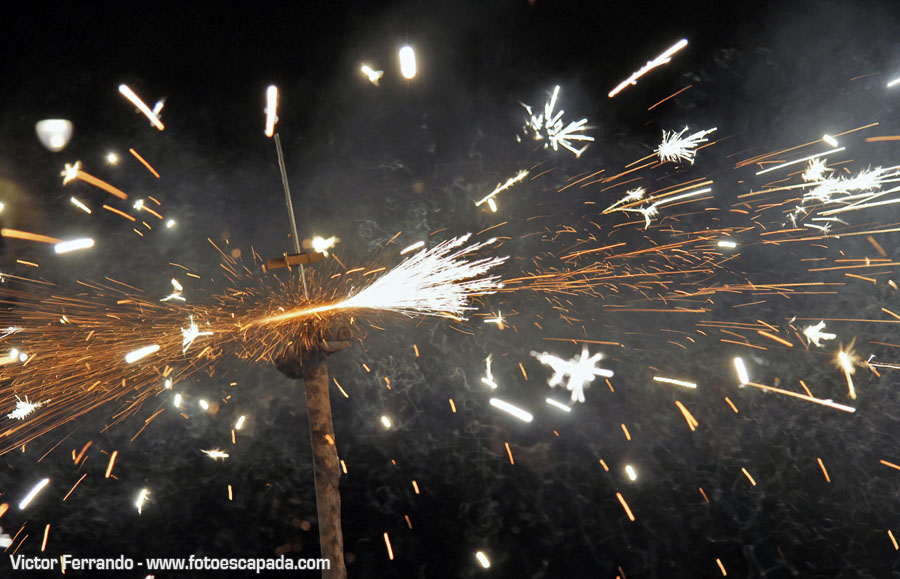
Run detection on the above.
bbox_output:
[380,415,393,429]
[264,85,278,137]
[35,119,73,152]
[530,346,614,403]
[125,344,160,364]
[399,45,417,79]
[489,397,533,422]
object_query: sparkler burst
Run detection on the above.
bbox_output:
[655,126,717,164]
[520,85,594,157]
[530,347,613,403]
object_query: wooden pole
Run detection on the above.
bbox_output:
[301,348,346,578]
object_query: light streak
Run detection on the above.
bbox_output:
[887,77,900,88]
[521,85,594,157]
[890,530,899,551]
[129,148,161,178]
[545,398,572,412]
[201,449,229,461]
[817,458,831,483]
[836,347,858,400]
[481,354,498,389]
[166,219,176,228]
[105,450,118,478]
[625,465,637,481]
[653,376,697,389]
[655,127,717,165]
[1,228,61,244]
[608,38,688,98]
[19,478,50,510]
[716,558,727,576]
[7,396,48,420]
[383,532,394,560]
[135,489,150,514]
[399,45,417,79]
[400,240,425,255]
[475,551,491,569]
[181,315,213,353]
[360,64,384,85]
[118,84,164,130]
[741,467,757,486]
[615,492,635,521]
[54,238,94,254]
[173,394,183,408]
[124,344,160,364]
[483,311,504,328]
[61,161,129,199]
[234,415,246,430]
[733,357,749,385]
[743,382,856,413]
[474,170,529,208]
[822,134,839,147]
[380,415,392,428]
[106,152,119,165]
[264,85,278,137]
[489,398,533,423]
[755,147,845,175]
[70,197,92,214]
[199,399,209,411]
[530,346,613,403]
[717,240,737,248]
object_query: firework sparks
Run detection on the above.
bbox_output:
[264,85,278,137]
[520,86,594,157]
[19,478,50,510]
[803,321,837,347]
[310,235,339,257]
[181,315,213,353]
[6,396,48,421]
[135,489,150,515]
[118,84,164,130]
[655,127,717,165]
[488,397,534,423]
[124,344,161,364]
[475,170,529,210]
[253,234,506,326]
[530,346,613,403]
[608,38,689,98]
[54,238,94,254]
[481,354,498,389]
[360,64,384,85]
[201,449,230,461]
[836,346,859,400]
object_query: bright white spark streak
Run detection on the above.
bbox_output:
[475,551,491,569]
[733,357,750,385]
[608,38,689,98]
[756,147,845,175]
[521,85,594,157]
[489,398,533,423]
[171,279,184,292]
[399,46,417,79]
[201,449,229,461]
[802,158,832,182]
[531,346,613,403]
[70,197,92,214]
[400,240,425,255]
[481,354,498,389]
[135,489,150,514]
[234,415,246,430]
[887,77,900,88]
[118,84,164,130]
[166,219,176,228]
[106,152,119,165]
[380,415,393,428]
[655,127,717,164]
[546,398,572,412]
[125,344,160,364]
[717,240,737,248]
[337,235,505,318]
[653,376,697,389]
[609,187,712,229]
[803,321,836,347]
[625,465,638,481]
[54,238,94,254]
[152,98,165,116]
[182,315,213,353]
[312,235,339,256]
[173,393,182,408]
[360,64,384,85]
[164,379,172,389]
[19,478,50,510]
[822,134,838,147]
[475,170,529,207]
[483,311,504,329]
[7,395,48,420]
[198,399,209,411]
[264,85,278,137]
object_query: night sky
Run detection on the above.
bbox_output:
[3,1,900,577]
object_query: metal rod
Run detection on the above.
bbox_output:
[274,133,309,299]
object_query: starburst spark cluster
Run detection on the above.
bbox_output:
[520,86,594,157]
